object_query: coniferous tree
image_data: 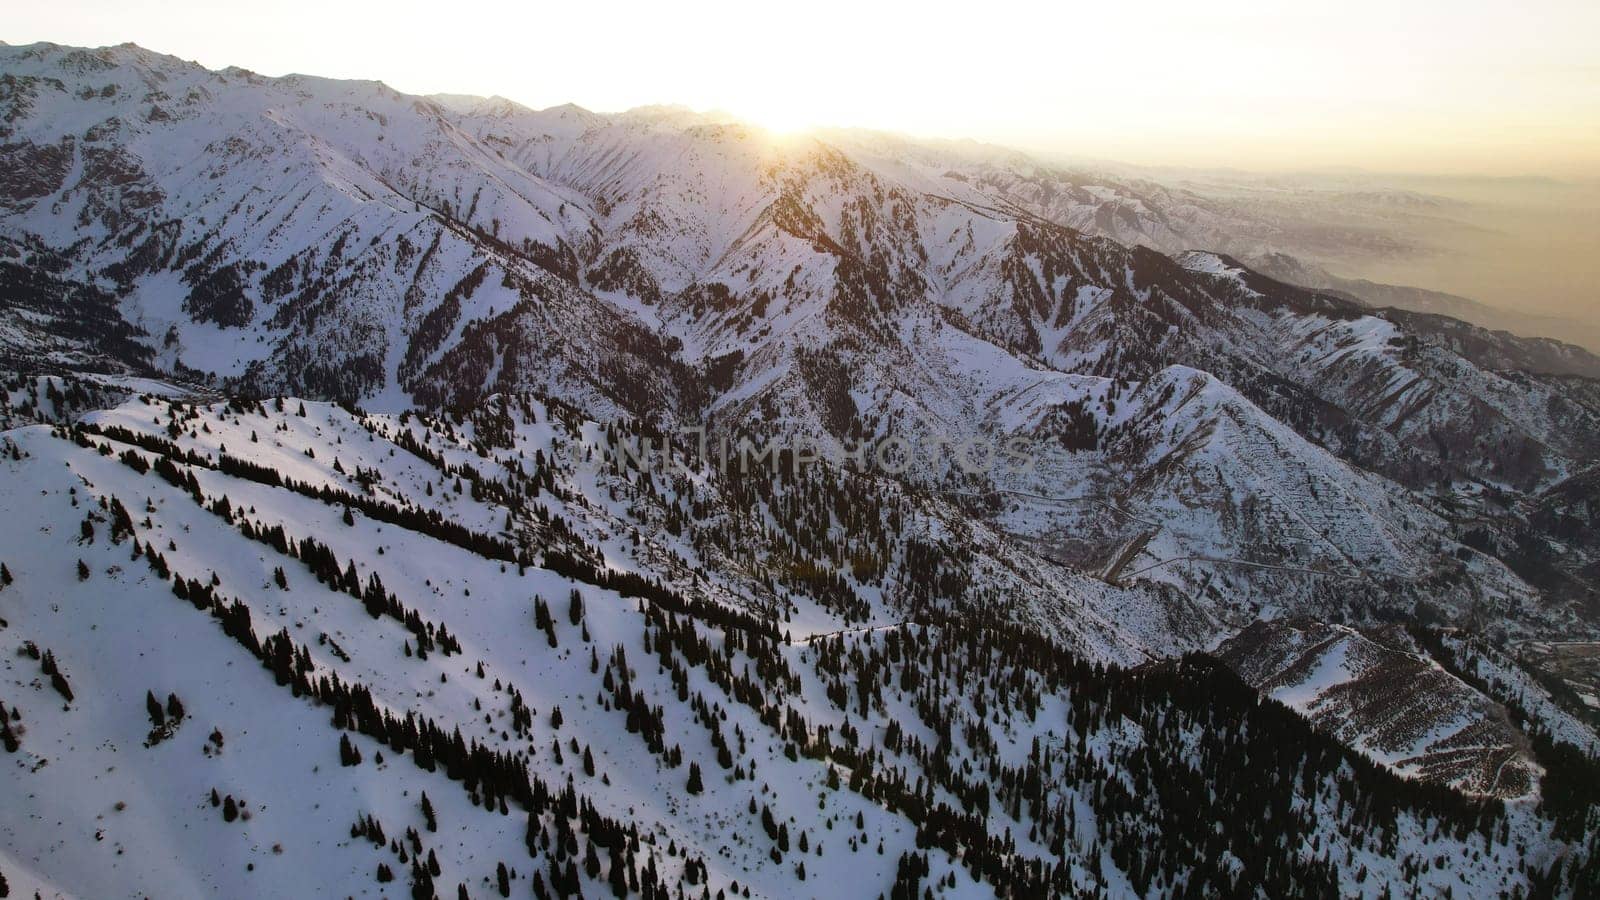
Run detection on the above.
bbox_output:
[608,844,628,898]
[41,651,72,703]
[421,791,437,831]
[0,704,17,754]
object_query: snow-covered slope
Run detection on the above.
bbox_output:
[2,386,1596,898]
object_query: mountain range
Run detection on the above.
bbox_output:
[2,41,1598,898]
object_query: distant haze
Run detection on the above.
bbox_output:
[1162,172,1600,328]
[1343,178,1600,325]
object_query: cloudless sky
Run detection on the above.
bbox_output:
[7,0,1599,175]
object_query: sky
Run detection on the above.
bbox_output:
[6,0,1599,175]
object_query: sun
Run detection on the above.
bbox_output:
[735,99,820,137]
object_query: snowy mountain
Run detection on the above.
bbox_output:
[2,41,1600,898]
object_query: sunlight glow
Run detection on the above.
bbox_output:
[737,102,818,138]
[8,0,1599,175]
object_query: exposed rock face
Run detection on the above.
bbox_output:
[1219,619,1538,797]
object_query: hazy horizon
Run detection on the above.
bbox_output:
[9,0,1600,178]
[5,7,1596,332]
